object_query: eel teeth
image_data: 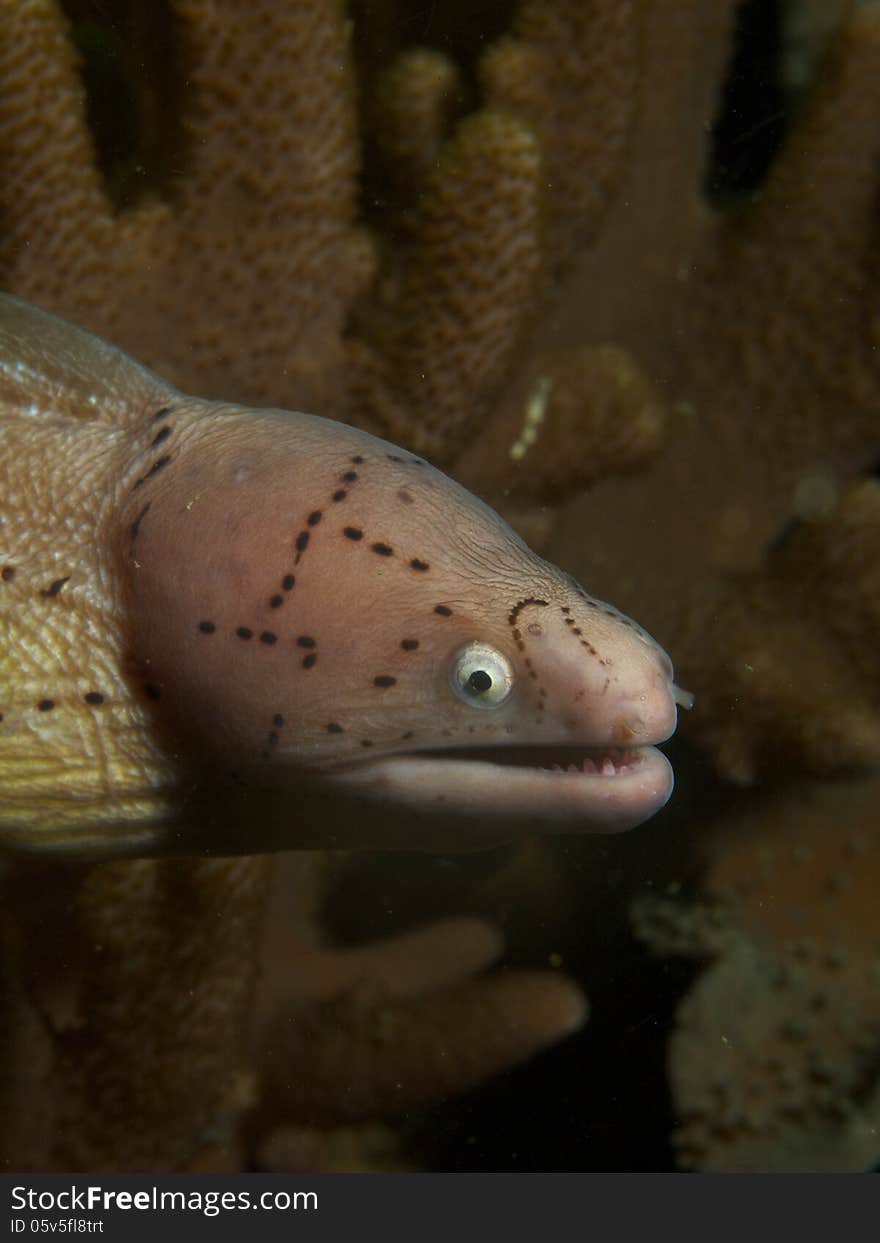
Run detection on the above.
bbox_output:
[543,749,639,776]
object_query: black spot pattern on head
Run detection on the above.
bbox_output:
[151,425,172,448]
[1,566,15,582]
[374,675,396,688]
[508,598,549,626]
[297,635,316,648]
[37,699,55,712]
[401,638,419,651]
[199,620,216,634]
[398,489,414,505]
[559,606,605,660]
[130,502,151,544]
[573,582,630,633]
[327,722,344,733]
[41,576,70,598]
[261,710,285,755]
[133,454,172,488]
[249,450,442,666]
[360,738,373,747]
[84,692,105,705]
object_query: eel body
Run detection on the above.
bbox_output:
[0,294,692,857]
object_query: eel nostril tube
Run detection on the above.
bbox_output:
[672,683,695,711]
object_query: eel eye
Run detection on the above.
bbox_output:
[450,643,514,709]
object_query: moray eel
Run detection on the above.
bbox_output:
[0,294,692,857]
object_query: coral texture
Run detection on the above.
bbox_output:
[0,0,373,413]
[3,0,880,1171]
[634,779,880,1172]
[0,853,586,1170]
[1,856,267,1170]
[674,480,880,784]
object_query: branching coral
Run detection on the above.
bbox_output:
[0,0,692,486]
[257,907,584,1127]
[347,107,544,458]
[0,0,373,413]
[1,854,585,1171]
[0,856,268,1170]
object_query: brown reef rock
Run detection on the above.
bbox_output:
[634,778,880,1172]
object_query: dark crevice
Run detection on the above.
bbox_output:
[351,0,516,237]
[59,0,182,210]
[351,0,515,79]
[704,0,787,205]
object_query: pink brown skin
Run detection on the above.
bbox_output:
[118,396,690,851]
[1,292,688,856]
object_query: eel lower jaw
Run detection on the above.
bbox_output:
[330,743,674,835]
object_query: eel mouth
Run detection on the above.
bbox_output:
[331,742,675,834]
[428,743,651,776]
